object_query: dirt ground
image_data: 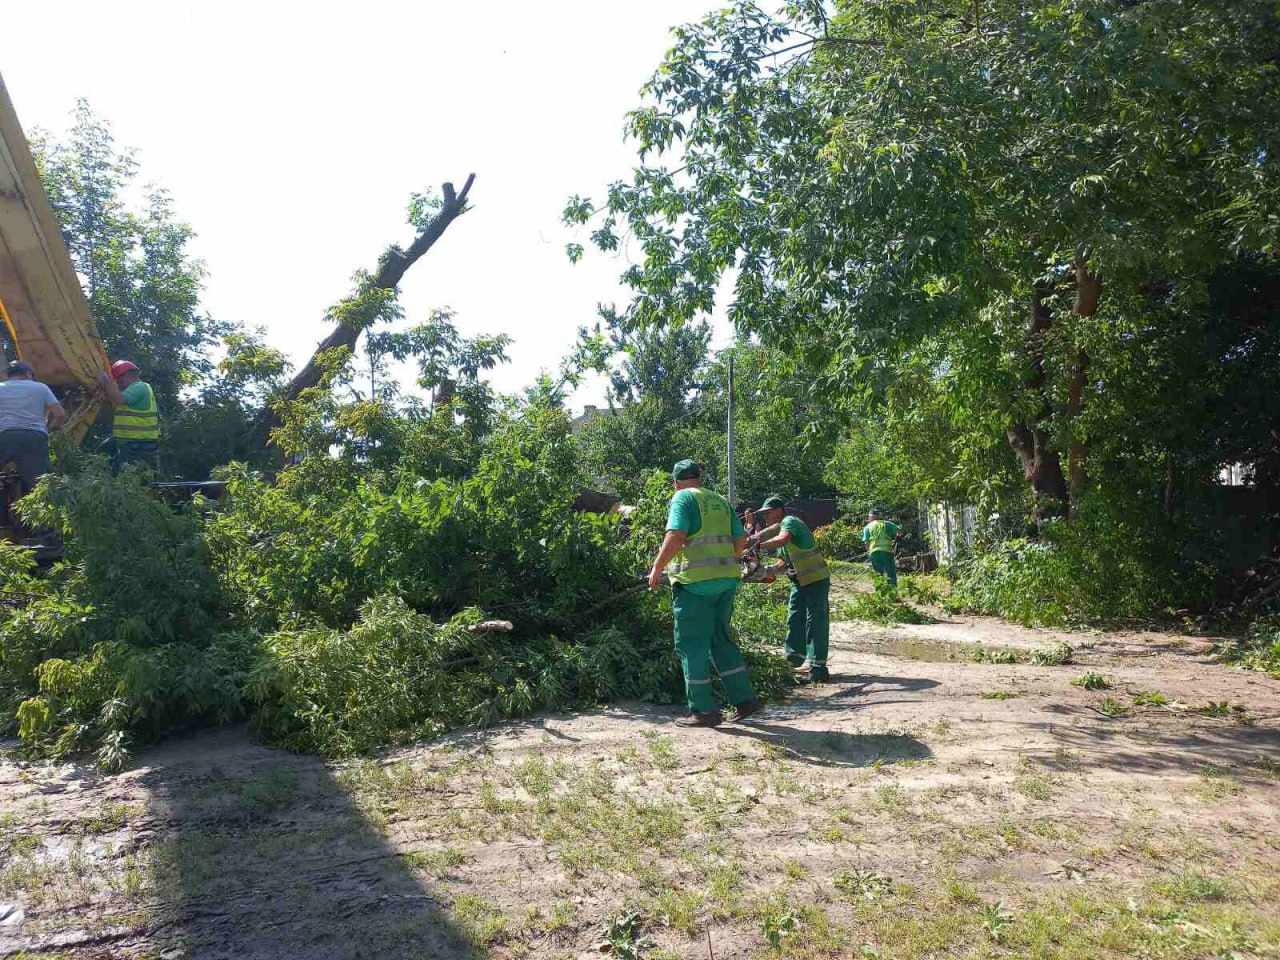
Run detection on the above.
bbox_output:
[2,602,1279,959]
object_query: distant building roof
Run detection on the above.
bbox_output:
[570,404,617,432]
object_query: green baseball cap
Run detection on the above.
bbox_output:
[671,459,702,480]
[756,495,786,514]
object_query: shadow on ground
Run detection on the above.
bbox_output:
[144,729,469,960]
[1027,705,1280,779]
[715,722,933,768]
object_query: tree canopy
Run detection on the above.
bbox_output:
[568,0,1280,520]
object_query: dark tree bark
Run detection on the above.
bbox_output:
[1066,259,1101,508]
[260,174,476,436]
[1163,452,1180,514]
[1008,284,1070,524]
[1007,261,1102,525]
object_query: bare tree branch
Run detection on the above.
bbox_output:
[262,174,476,434]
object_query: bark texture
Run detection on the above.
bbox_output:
[1007,262,1102,524]
[1007,284,1070,523]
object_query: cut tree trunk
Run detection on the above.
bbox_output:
[260,174,476,437]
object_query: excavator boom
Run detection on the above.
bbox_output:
[0,71,108,439]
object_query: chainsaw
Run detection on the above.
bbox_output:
[739,546,781,583]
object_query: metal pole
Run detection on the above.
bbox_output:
[727,355,736,504]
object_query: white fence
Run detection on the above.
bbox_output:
[922,501,977,566]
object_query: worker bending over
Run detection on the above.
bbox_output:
[750,496,831,682]
[97,360,159,473]
[648,459,760,728]
[862,508,904,587]
[0,360,65,493]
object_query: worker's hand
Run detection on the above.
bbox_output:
[647,566,664,591]
[772,560,787,574]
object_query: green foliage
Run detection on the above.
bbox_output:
[980,902,1014,943]
[1,368,795,764]
[899,574,946,606]
[1,464,251,767]
[1029,643,1075,667]
[835,579,930,626]
[1217,617,1280,678]
[601,909,654,960]
[950,507,1212,626]
[970,647,1020,665]
[574,0,1280,615]
[761,901,804,950]
[1071,672,1111,691]
[833,869,891,901]
[34,101,227,418]
[813,516,863,561]
[1132,690,1169,707]
[576,336,835,503]
[1097,697,1129,718]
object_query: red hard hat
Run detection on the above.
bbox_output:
[110,360,139,380]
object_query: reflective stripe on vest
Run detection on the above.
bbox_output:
[668,488,739,585]
[113,382,160,441]
[785,540,830,587]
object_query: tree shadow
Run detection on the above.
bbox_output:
[750,672,942,717]
[819,673,941,699]
[1024,703,1280,779]
[144,728,472,960]
[714,722,933,769]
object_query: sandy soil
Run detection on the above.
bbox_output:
[2,612,1278,959]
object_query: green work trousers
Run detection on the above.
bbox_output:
[672,584,756,714]
[785,577,830,668]
[869,550,898,587]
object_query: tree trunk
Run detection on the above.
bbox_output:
[259,174,475,437]
[1066,259,1101,508]
[1163,453,1180,514]
[1007,284,1070,524]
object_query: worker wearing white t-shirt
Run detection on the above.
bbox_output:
[0,360,65,491]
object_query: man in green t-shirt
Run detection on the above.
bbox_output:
[648,459,760,728]
[861,509,903,587]
[750,496,832,682]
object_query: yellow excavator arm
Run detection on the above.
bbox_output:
[0,71,109,441]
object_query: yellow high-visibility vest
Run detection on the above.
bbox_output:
[784,539,830,586]
[112,382,159,441]
[668,488,739,584]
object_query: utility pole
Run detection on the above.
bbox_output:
[727,354,737,504]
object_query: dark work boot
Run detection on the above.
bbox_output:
[809,666,831,683]
[675,710,723,728]
[726,699,762,723]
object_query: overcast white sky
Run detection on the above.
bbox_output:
[3,1,730,410]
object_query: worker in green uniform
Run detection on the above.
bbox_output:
[861,509,903,587]
[648,459,761,728]
[749,496,832,682]
[96,360,160,473]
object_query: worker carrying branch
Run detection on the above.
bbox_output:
[648,459,761,728]
[96,360,159,473]
[749,496,832,682]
